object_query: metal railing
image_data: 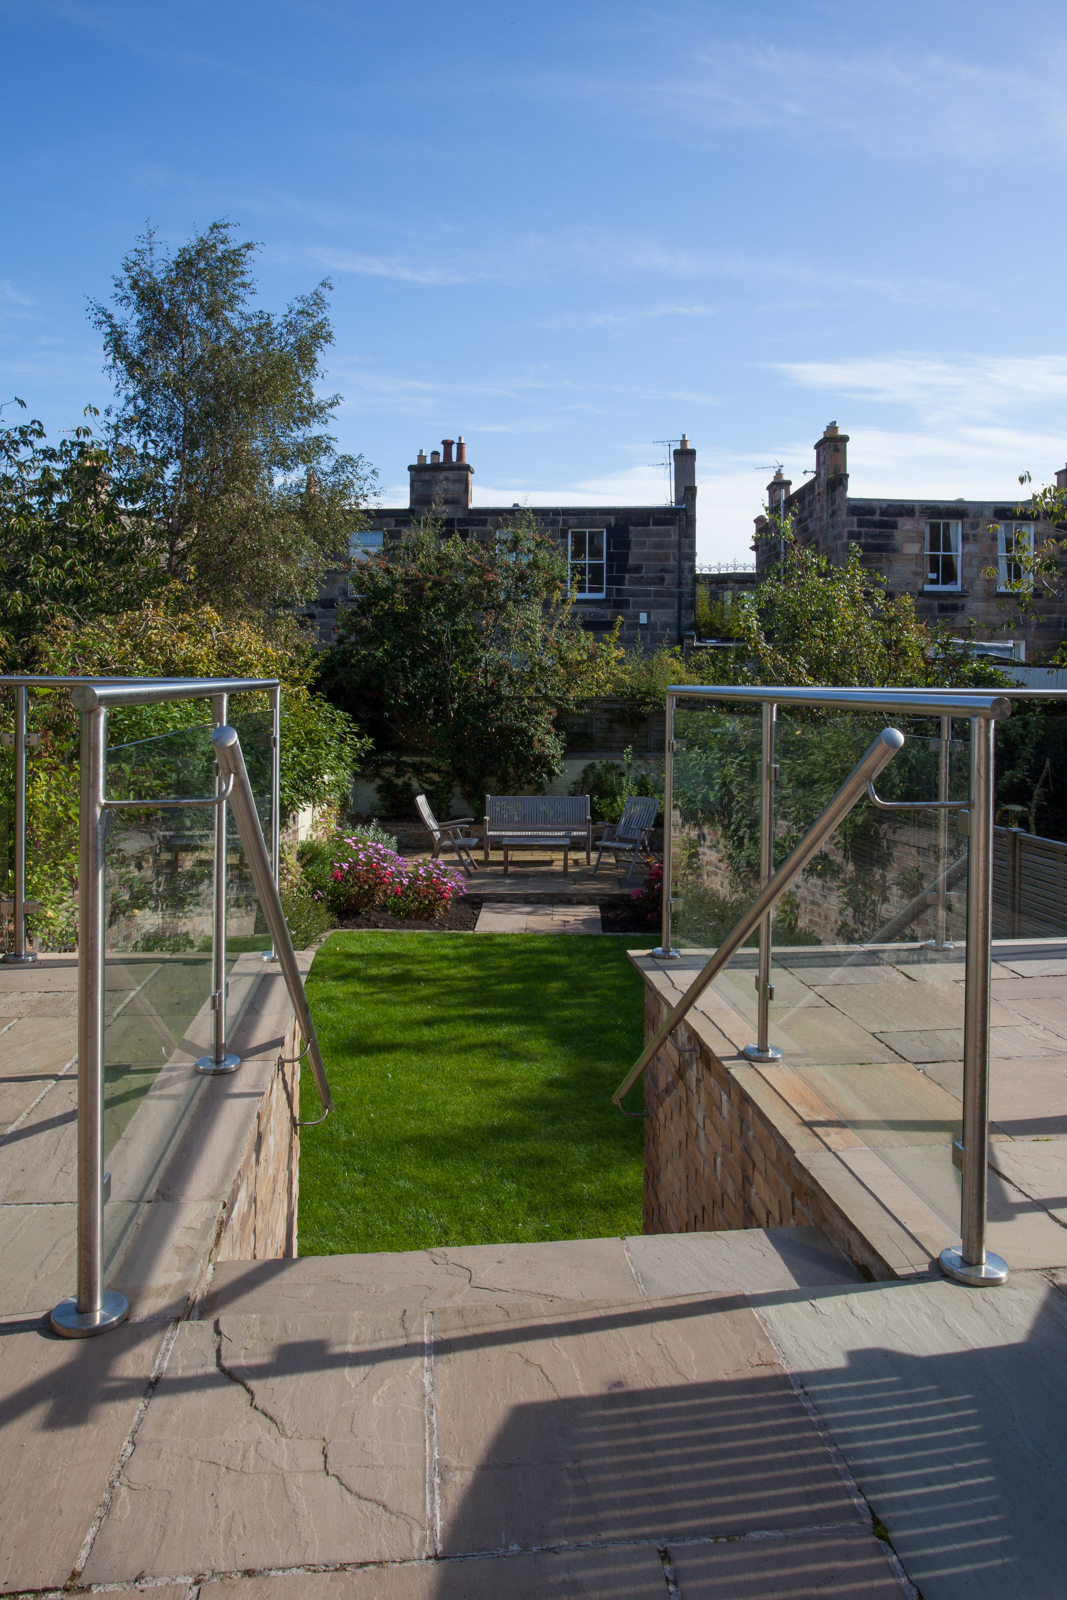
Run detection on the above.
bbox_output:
[0,674,329,1339]
[622,684,1016,1290]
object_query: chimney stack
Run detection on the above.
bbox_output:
[766,467,792,521]
[673,434,696,504]
[1056,463,1067,491]
[409,436,474,513]
[814,421,848,484]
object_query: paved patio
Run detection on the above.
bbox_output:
[5,1229,1067,1596]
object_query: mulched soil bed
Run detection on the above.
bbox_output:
[336,896,484,933]
[598,894,660,935]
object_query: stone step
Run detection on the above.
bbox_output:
[201,1225,861,1320]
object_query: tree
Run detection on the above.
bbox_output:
[318,515,619,809]
[725,522,1007,688]
[89,220,376,620]
[0,403,158,669]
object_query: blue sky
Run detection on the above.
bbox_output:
[3,0,1066,562]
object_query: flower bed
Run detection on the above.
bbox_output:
[319,836,467,922]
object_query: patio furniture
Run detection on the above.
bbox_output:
[592,795,659,880]
[483,795,591,865]
[500,836,571,876]
[415,794,480,876]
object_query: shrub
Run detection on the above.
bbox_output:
[301,832,466,921]
[570,745,663,824]
[631,858,663,925]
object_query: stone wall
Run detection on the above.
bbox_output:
[642,984,820,1236]
[216,1015,301,1263]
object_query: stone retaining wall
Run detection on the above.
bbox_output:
[642,984,821,1236]
[217,1013,301,1263]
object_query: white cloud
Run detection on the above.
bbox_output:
[615,38,1067,167]
[774,354,1067,426]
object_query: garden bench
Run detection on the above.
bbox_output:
[483,795,591,866]
[592,794,659,880]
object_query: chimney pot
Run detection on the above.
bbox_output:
[456,436,466,463]
[430,450,441,464]
[442,438,454,464]
[417,449,427,465]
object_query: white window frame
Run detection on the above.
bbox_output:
[924,521,962,591]
[349,529,384,562]
[567,528,607,599]
[996,523,1034,593]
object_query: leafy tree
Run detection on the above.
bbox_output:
[37,587,369,816]
[0,403,158,668]
[981,473,1067,656]
[318,514,619,809]
[89,220,376,619]
[728,522,1008,689]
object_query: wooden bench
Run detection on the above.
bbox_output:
[483,795,591,866]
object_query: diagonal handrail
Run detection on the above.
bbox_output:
[212,724,333,1121]
[613,726,905,1107]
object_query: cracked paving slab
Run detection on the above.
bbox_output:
[82,1312,429,1584]
[429,1294,868,1558]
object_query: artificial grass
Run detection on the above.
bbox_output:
[299,931,656,1255]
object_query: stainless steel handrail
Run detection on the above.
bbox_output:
[614,726,906,1106]
[655,681,1013,1289]
[665,685,1013,719]
[212,724,333,1121]
[42,675,287,1338]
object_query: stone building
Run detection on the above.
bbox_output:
[308,436,698,651]
[753,423,1067,660]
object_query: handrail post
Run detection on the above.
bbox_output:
[51,706,129,1336]
[199,692,240,1074]
[940,715,1008,1285]
[3,686,37,964]
[745,700,781,1062]
[925,714,955,950]
[654,690,679,959]
[263,684,282,962]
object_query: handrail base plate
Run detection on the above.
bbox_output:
[939,1246,1008,1287]
[51,1290,129,1338]
[196,1053,242,1075]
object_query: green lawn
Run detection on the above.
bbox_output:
[300,931,656,1255]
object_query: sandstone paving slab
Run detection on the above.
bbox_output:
[991,975,1067,1002]
[0,961,78,992]
[0,1202,77,1315]
[988,990,1067,1042]
[818,980,1014,1035]
[995,956,1067,978]
[0,1075,77,1203]
[866,1142,1067,1270]
[0,1317,170,1595]
[624,1225,862,1299]
[776,956,910,986]
[763,1272,1067,1599]
[921,1056,1067,1139]
[990,1140,1067,1227]
[200,1543,668,1597]
[83,1311,430,1584]
[668,1527,906,1598]
[4,989,79,1017]
[872,1025,1061,1065]
[792,1062,963,1147]
[431,1295,865,1555]
[109,1198,224,1320]
[0,1014,78,1076]
[0,1070,64,1134]
[773,1008,903,1066]
[203,1238,641,1320]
